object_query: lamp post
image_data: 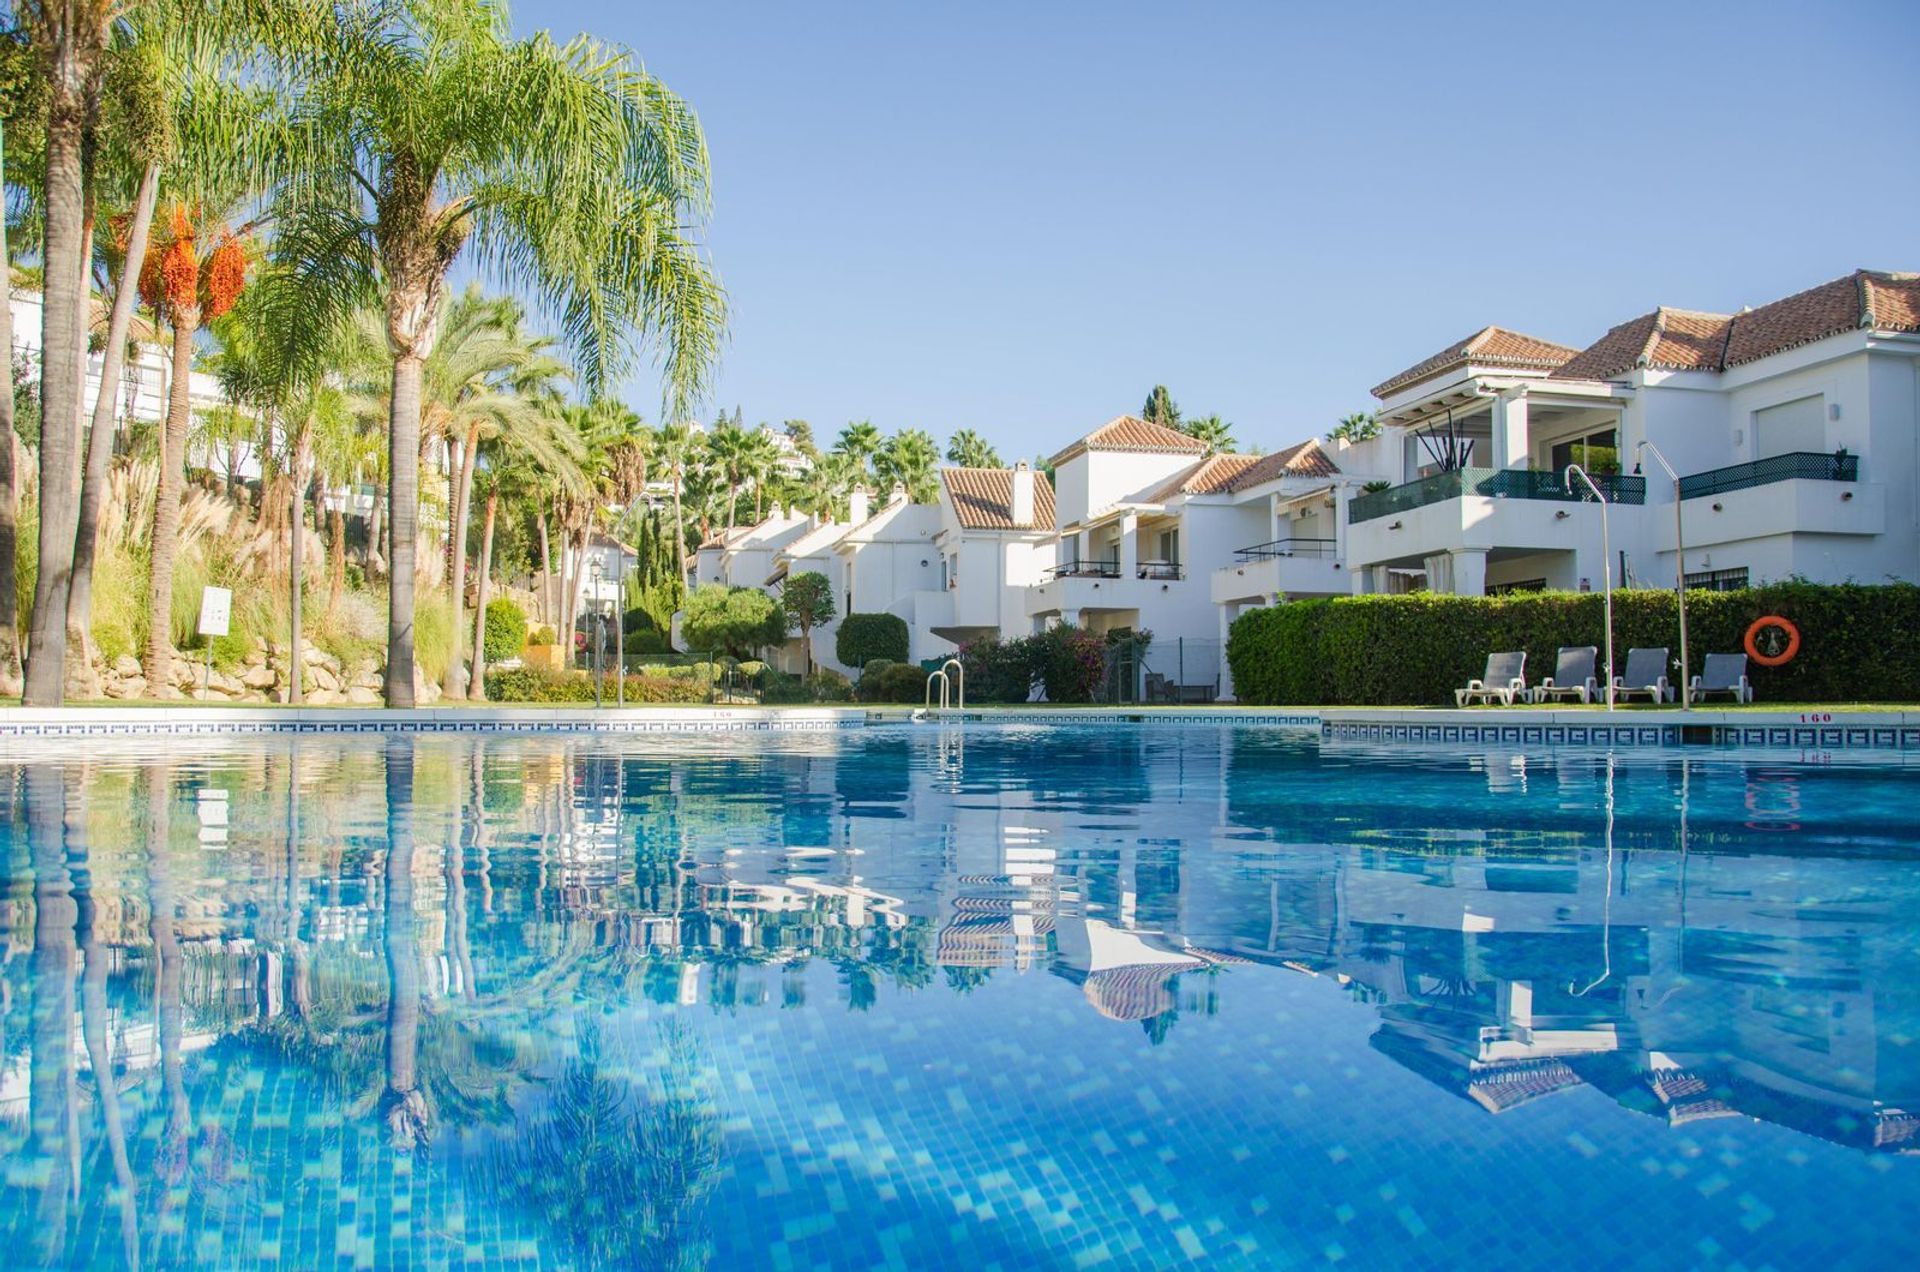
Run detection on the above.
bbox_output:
[1635,440,1689,712]
[589,556,604,708]
[1565,464,1615,710]
[613,546,625,707]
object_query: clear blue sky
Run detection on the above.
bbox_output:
[513,1,1920,461]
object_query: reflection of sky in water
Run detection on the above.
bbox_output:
[0,727,1916,1269]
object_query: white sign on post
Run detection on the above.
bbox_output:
[198,586,233,638]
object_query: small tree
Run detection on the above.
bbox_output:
[684,584,787,660]
[782,572,836,674]
[483,598,529,665]
[1328,411,1381,444]
[1141,385,1181,430]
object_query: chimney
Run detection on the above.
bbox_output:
[888,482,908,505]
[849,486,871,524]
[1010,461,1036,527]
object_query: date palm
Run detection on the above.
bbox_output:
[15,0,116,705]
[653,421,694,583]
[1181,414,1236,456]
[706,418,751,533]
[269,0,725,705]
[875,428,940,503]
[833,420,882,481]
[945,428,1001,469]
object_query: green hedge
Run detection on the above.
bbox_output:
[484,667,709,704]
[1227,582,1920,705]
[836,613,909,668]
[483,598,528,664]
[855,660,930,703]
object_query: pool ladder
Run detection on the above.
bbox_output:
[925,658,966,711]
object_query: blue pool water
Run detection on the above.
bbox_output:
[0,724,1916,1269]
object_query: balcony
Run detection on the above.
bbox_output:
[1233,537,1335,562]
[1047,559,1122,580]
[1677,450,1858,499]
[1349,467,1646,524]
[1136,559,1184,581]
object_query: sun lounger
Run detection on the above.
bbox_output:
[1455,651,1526,707]
[1611,647,1673,704]
[1532,646,1598,704]
[1689,652,1753,704]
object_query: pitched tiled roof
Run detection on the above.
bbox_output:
[1552,271,1920,379]
[1135,453,1264,503]
[1370,327,1579,399]
[1048,415,1208,466]
[1224,438,1340,491]
[1553,308,1734,380]
[1722,269,1920,366]
[940,466,1055,531]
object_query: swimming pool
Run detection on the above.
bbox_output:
[1,724,1915,1269]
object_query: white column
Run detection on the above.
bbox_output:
[1061,608,1081,628]
[1451,548,1489,596]
[1491,391,1530,470]
[1119,513,1139,577]
[1333,486,1350,566]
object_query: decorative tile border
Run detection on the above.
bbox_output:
[1321,720,1680,747]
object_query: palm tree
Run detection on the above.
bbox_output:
[743,427,782,520]
[706,418,751,533]
[945,428,1001,468]
[140,202,252,690]
[269,0,726,706]
[834,420,882,480]
[417,287,571,697]
[654,422,695,587]
[876,428,940,503]
[1181,414,1236,456]
[794,450,858,521]
[0,72,25,683]
[17,0,117,706]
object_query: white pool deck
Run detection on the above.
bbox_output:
[0,703,1913,749]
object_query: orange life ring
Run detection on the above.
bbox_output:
[1744,615,1800,667]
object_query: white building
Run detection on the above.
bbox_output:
[924,463,1056,648]
[1343,269,1920,596]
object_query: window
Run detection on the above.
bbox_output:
[1549,428,1620,475]
[1753,396,1825,459]
[1156,528,1180,564]
[1684,567,1749,592]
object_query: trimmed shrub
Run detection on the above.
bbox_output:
[836,612,909,669]
[1029,624,1107,703]
[485,667,709,703]
[761,668,854,704]
[857,660,930,703]
[1227,582,1920,705]
[959,635,1035,703]
[483,597,528,663]
[623,626,669,655]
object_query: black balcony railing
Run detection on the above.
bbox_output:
[1136,560,1184,581]
[1048,559,1122,580]
[1348,467,1647,524]
[1233,537,1336,562]
[1677,450,1858,500]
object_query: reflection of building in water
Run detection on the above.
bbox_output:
[1183,835,1920,1153]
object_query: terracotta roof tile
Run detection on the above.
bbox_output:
[1553,271,1919,379]
[940,466,1056,531]
[1553,308,1733,380]
[1135,453,1264,503]
[1723,269,1920,366]
[1048,415,1207,466]
[1371,326,1578,399]
[1224,438,1340,491]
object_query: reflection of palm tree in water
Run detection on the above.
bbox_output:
[27,764,78,1265]
[381,737,431,1150]
[478,1020,721,1271]
[146,761,197,1184]
[75,772,140,1270]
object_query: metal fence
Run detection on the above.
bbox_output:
[1676,450,1858,500]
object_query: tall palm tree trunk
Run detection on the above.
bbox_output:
[78,863,140,1268]
[534,502,552,626]
[143,313,199,691]
[385,351,424,707]
[468,488,496,700]
[443,426,478,697]
[289,430,308,705]
[329,502,347,610]
[69,160,160,672]
[366,480,383,569]
[24,59,98,706]
[0,120,21,683]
